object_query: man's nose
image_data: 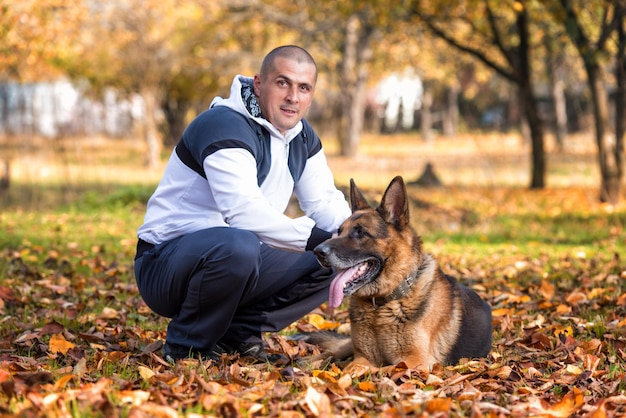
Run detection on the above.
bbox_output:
[285,86,299,102]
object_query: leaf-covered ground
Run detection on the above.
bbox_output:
[1,133,625,417]
[1,185,625,417]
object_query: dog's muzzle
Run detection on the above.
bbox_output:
[313,242,332,267]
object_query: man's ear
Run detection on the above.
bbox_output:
[253,74,262,96]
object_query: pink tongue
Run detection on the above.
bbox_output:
[328,266,360,309]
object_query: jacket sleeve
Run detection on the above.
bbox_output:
[294,149,352,234]
[204,148,320,252]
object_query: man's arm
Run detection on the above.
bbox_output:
[204,148,322,252]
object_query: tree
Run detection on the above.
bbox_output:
[69,1,265,168]
[246,0,428,157]
[0,0,86,82]
[0,0,86,142]
[548,0,624,204]
[411,0,547,189]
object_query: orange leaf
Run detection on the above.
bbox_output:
[491,308,513,317]
[0,369,11,384]
[565,291,587,306]
[53,374,75,391]
[425,398,452,414]
[555,304,571,315]
[587,399,608,418]
[312,370,337,383]
[530,388,585,417]
[553,325,574,339]
[539,280,555,300]
[358,381,377,392]
[551,387,584,416]
[49,333,75,355]
[307,313,340,330]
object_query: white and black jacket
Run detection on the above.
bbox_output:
[137,75,351,252]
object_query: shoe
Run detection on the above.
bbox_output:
[162,343,220,363]
[216,341,288,364]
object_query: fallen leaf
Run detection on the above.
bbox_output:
[425,398,452,414]
[565,291,588,306]
[539,280,555,300]
[528,387,584,417]
[307,313,341,330]
[49,333,75,355]
[53,374,74,391]
[303,386,331,417]
[553,325,574,339]
[118,390,151,406]
[357,381,377,392]
[40,321,65,336]
[138,365,156,381]
[99,307,119,319]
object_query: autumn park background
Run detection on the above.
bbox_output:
[1,1,625,417]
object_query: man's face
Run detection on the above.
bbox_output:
[253,57,316,134]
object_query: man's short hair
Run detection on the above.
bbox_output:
[260,45,318,81]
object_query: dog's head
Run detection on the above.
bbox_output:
[315,176,422,308]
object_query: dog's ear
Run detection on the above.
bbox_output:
[350,178,371,212]
[378,176,409,228]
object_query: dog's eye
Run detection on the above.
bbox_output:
[351,225,369,240]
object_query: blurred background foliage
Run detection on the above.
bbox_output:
[0,0,624,202]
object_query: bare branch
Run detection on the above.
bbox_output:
[410,6,515,82]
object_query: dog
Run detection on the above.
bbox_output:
[306,176,492,371]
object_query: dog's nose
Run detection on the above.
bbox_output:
[313,242,330,262]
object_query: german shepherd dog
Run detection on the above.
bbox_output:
[308,176,492,371]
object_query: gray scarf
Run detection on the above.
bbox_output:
[240,78,262,118]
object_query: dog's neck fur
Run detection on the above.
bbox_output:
[370,254,432,307]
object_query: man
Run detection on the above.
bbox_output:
[134,45,351,363]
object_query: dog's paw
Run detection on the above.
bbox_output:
[343,358,377,378]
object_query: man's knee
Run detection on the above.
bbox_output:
[201,228,261,280]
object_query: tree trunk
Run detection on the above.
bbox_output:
[551,76,568,151]
[163,95,191,147]
[337,14,373,157]
[586,63,620,204]
[544,33,568,151]
[521,84,546,189]
[516,2,545,189]
[141,88,162,169]
[421,86,433,143]
[614,5,625,203]
[558,0,623,203]
[337,15,360,157]
[443,85,459,137]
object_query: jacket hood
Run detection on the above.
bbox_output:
[210,75,302,142]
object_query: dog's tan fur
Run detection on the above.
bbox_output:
[310,176,492,370]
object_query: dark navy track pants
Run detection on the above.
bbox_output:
[134,227,333,354]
